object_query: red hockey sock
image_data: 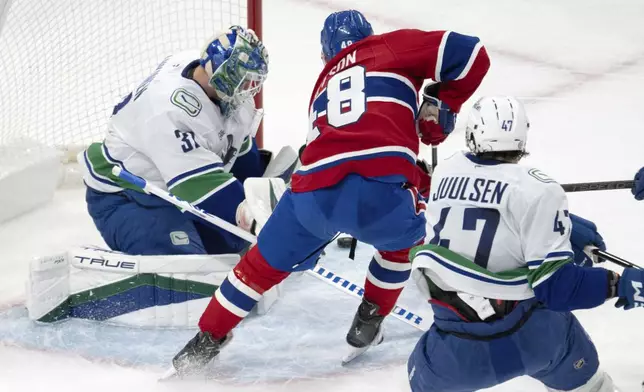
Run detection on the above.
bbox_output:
[364,248,412,316]
[198,246,289,339]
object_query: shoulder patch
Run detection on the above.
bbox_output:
[528,168,556,184]
[171,88,202,117]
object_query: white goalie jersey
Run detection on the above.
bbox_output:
[413,151,574,300]
[79,51,263,201]
[28,56,288,329]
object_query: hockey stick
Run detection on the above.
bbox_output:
[310,266,429,330]
[561,180,634,193]
[112,167,428,332]
[431,145,438,169]
[592,249,643,270]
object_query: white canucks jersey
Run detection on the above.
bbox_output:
[412,151,574,301]
[80,52,262,204]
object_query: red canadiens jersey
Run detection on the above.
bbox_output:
[290,29,490,193]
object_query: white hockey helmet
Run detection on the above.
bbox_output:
[465,96,530,155]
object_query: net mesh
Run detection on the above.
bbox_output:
[0,0,249,173]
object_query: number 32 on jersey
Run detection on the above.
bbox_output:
[307,66,366,143]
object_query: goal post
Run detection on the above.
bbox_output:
[248,0,264,148]
[0,0,263,222]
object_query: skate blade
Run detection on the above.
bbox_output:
[158,366,179,382]
[158,364,215,382]
[341,328,384,365]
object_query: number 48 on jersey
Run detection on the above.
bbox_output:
[308,66,367,143]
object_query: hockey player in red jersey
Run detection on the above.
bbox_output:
[170,10,490,374]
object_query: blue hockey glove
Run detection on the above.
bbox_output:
[417,83,456,146]
[632,166,644,201]
[569,213,606,267]
[615,268,644,310]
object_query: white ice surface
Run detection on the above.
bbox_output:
[2,0,644,391]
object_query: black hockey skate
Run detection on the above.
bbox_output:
[161,331,232,380]
[343,299,385,364]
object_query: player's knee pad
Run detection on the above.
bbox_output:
[581,370,617,392]
[546,370,618,392]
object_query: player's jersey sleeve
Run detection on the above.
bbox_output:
[516,182,574,288]
[382,29,490,112]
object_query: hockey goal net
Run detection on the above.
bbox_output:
[0,0,262,220]
[0,0,262,175]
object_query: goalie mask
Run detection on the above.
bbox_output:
[465,96,530,155]
[200,26,269,116]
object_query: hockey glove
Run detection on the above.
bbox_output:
[404,183,427,215]
[417,83,456,146]
[569,213,606,267]
[235,178,287,236]
[615,268,644,310]
[632,166,644,201]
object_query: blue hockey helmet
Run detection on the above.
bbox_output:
[320,10,373,63]
[200,26,268,116]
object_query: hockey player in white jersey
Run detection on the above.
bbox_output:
[407,97,644,392]
[80,26,294,257]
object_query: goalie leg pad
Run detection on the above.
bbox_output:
[27,247,241,326]
[27,252,71,322]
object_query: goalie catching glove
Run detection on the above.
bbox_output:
[235,177,286,235]
[235,145,298,235]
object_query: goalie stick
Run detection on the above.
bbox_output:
[112,166,428,332]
